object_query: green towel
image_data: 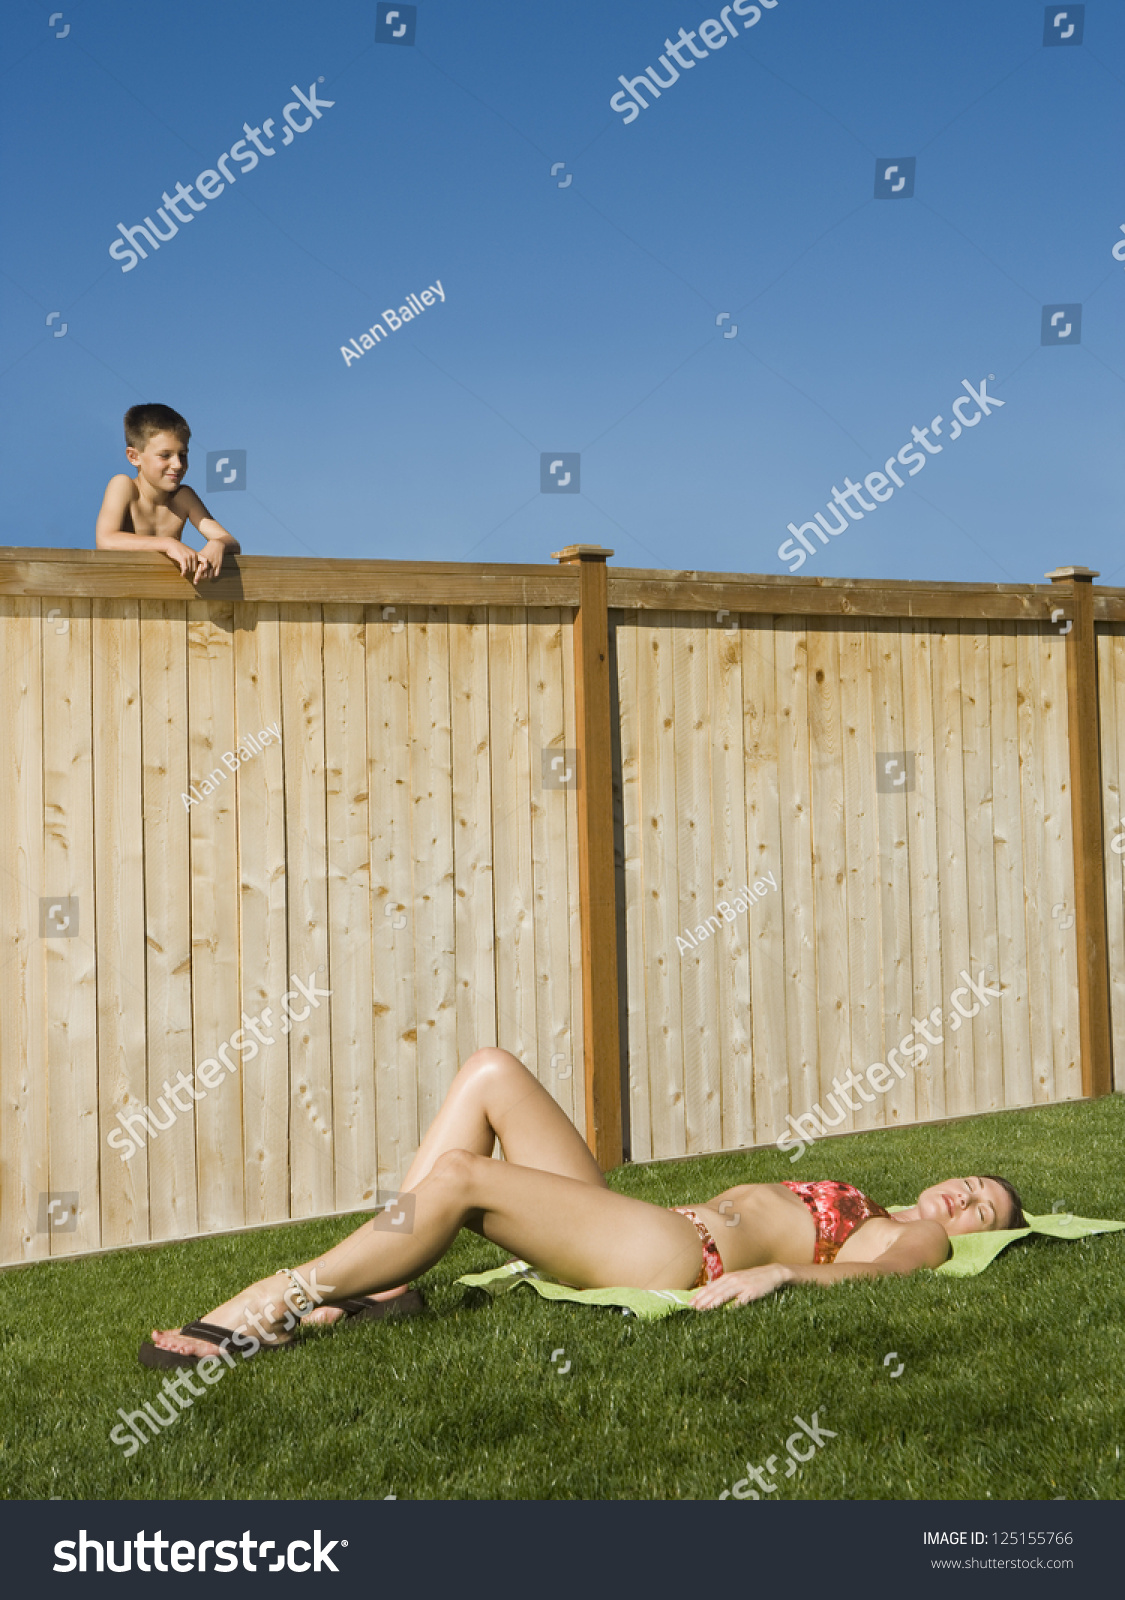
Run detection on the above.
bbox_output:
[455,1211,1124,1322]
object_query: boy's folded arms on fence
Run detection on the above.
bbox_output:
[95,402,240,584]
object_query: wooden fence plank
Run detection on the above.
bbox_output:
[140,602,197,1239]
[42,598,98,1255]
[931,623,971,1117]
[960,621,1003,1111]
[92,599,148,1248]
[870,622,916,1132]
[187,604,244,1232]
[675,616,720,1154]
[0,599,49,1262]
[807,622,853,1136]
[1016,628,1055,1103]
[708,616,753,1152]
[280,604,332,1217]
[742,618,788,1151]
[449,607,498,1083]
[489,607,535,1071]
[324,605,377,1211]
[839,621,883,1134]
[900,623,944,1121]
[528,610,576,1111]
[638,611,685,1160]
[233,602,289,1224]
[989,624,1034,1108]
[367,605,418,1194]
[1040,633,1082,1099]
[410,606,458,1139]
[775,620,820,1143]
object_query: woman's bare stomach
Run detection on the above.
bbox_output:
[689,1182,901,1271]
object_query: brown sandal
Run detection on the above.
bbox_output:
[137,1318,293,1370]
[337,1289,426,1321]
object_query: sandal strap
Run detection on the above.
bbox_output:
[179,1320,236,1347]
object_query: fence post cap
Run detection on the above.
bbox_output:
[1046,566,1099,582]
[551,545,614,564]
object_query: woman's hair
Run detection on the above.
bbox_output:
[980,1174,1027,1230]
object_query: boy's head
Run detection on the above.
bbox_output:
[124,403,191,492]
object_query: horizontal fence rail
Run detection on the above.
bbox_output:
[0,549,1120,1267]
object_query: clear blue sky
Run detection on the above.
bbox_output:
[2,0,1123,584]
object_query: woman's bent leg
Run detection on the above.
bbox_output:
[398,1048,605,1190]
[309,1047,604,1319]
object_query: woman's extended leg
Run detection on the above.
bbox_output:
[310,1046,604,1316]
[150,1150,704,1359]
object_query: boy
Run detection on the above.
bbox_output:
[95,403,240,583]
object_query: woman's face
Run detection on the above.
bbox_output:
[915,1176,1013,1234]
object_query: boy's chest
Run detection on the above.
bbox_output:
[124,493,186,538]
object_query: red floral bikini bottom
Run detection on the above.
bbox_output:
[670,1206,726,1287]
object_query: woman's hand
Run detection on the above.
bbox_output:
[691,1264,792,1310]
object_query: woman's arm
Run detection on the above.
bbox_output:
[691,1220,950,1309]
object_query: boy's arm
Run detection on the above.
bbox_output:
[95,475,198,577]
[177,486,240,583]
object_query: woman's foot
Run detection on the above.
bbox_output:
[149,1272,299,1360]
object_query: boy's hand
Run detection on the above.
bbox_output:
[161,539,198,579]
[194,539,227,584]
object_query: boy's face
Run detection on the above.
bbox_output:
[127,429,189,492]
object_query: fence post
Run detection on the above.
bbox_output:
[552,544,622,1168]
[1046,565,1113,1097]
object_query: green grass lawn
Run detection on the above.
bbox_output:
[2,1096,1123,1501]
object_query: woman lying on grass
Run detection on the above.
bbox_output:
[142,1048,1027,1368]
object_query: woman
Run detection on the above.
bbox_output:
[142,1048,1027,1367]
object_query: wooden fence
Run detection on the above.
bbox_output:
[0,547,1120,1267]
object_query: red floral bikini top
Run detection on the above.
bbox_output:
[782,1180,892,1264]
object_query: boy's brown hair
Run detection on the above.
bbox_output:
[124,403,191,452]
